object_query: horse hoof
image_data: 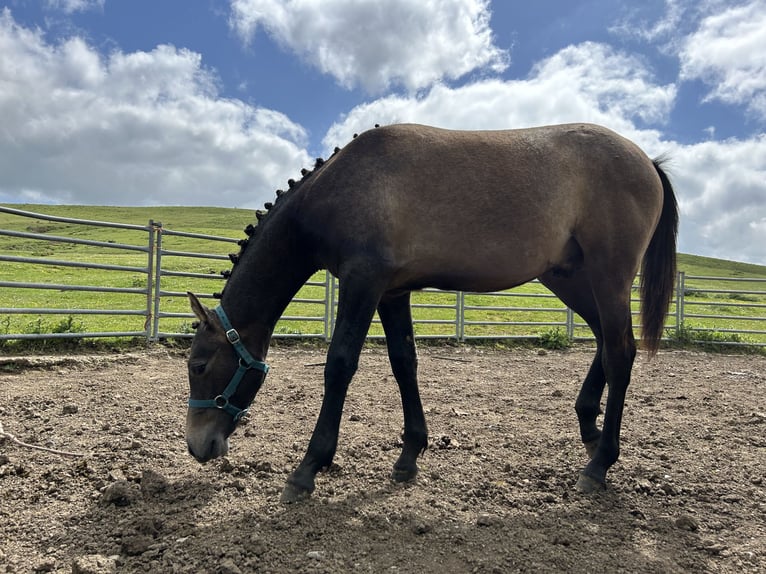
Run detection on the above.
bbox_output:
[280,482,312,504]
[391,466,417,483]
[584,439,599,458]
[575,471,606,494]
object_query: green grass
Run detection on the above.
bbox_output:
[2,204,766,351]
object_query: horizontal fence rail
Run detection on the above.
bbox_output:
[1,205,766,347]
[0,206,155,341]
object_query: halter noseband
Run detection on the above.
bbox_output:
[187,306,269,421]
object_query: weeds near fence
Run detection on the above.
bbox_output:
[538,328,572,350]
[666,322,764,354]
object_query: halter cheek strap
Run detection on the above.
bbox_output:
[187,306,269,421]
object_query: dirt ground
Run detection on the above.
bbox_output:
[0,344,764,573]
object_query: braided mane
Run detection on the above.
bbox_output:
[205,126,379,304]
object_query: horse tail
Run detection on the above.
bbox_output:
[640,158,679,356]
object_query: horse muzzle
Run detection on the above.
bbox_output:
[187,434,229,463]
[186,409,232,463]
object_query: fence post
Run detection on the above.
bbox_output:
[456,291,465,341]
[323,271,332,342]
[324,272,337,342]
[144,220,156,343]
[151,222,163,342]
[676,270,685,336]
[566,307,575,340]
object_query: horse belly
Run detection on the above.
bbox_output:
[392,232,575,293]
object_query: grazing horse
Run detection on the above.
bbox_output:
[185,123,678,502]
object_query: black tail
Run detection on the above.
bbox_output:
[640,158,679,355]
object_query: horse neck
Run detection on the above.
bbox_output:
[219,209,316,357]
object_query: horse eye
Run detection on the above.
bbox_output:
[189,362,207,376]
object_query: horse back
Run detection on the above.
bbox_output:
[297,123,664,292]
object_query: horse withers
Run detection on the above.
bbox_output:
[184,123,679,502]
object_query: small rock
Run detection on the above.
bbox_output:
[101,480,140,506]
[349,414,362,422]
[33,557,56,572]
[218,557,243,574]
[107,469,126,482]
[218,458,235,473]
[250,537,267,556]
[434,435,452,449]
[306,550,325,560]
[71,554,118,574]
[62,404,79,415]
[675,515,699,532]
[701,541,728,555]
[660,482,679,496]
[134,516,162,536]
[476,513,499,527]
[121,535,154,556]
[635,479,653,493]
[140,469,168,496]
[412,521,432,535]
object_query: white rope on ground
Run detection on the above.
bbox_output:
[0,421,88,458]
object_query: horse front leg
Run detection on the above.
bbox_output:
[281,275,383,503]
[378,292,428,483]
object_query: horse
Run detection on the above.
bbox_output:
[185,122,679,503]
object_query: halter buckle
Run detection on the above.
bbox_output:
[225,328,241,344]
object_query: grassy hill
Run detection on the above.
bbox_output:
[1,204,765,349]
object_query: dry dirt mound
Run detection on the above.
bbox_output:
[0,345,764,573]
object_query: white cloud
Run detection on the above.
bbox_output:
[680,0,766,120]
[668,136,766,263]
[0,9,311,208]
[323,42,675,150]
[45,0,104,14]
[610,0,687,44]
[228,0,509,92]
[321,40,766,265]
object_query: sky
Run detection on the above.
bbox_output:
[0,1,765,265]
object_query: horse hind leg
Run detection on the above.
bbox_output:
[540,271,606,461]
[378,292,428,483]
[577,277,637,493]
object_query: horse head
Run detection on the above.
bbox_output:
[185,292,269,463]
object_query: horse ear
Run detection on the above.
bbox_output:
[188,292,209,324]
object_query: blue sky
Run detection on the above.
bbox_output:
[0,0,765,264]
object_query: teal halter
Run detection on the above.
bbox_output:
[187,306,269,421]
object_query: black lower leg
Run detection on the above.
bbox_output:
[283,276,383,502]
[575,343,606,448]
[379,293,428,482]
[579,337,635,488]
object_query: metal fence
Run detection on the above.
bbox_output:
[1,205,765,347]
